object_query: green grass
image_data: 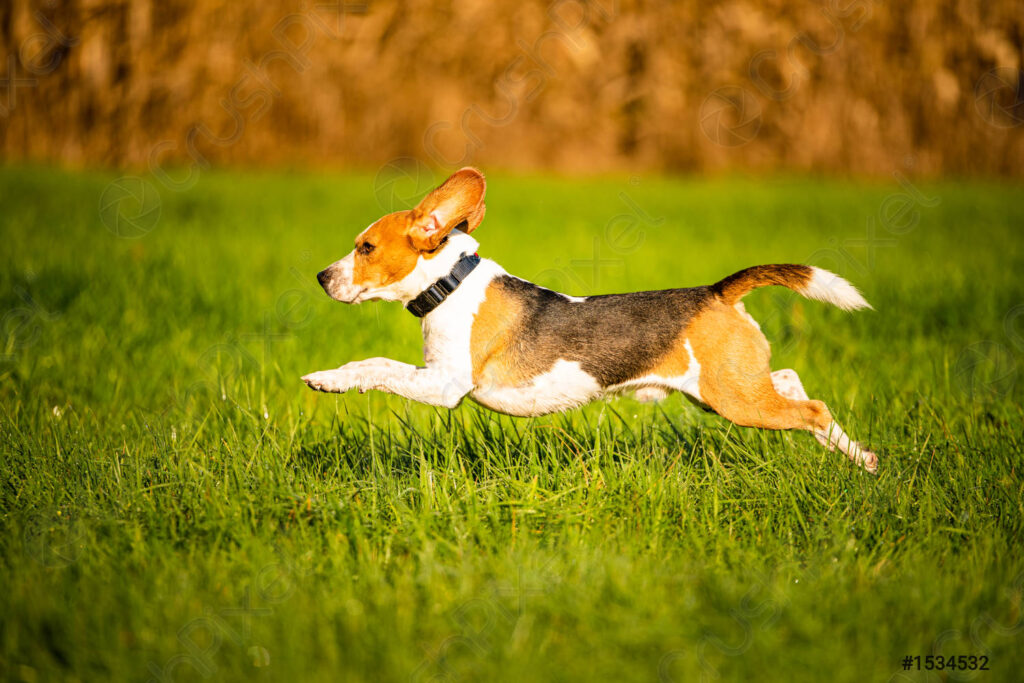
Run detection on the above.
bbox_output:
[1,165,1023,682]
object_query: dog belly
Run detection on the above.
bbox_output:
[470,359,602,417]
[633,386,671,402]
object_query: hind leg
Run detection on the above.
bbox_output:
[771,369,878,472]
[706,372,878,473]
[688,303,877,472]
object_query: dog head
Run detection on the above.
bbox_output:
[317,167,487,304]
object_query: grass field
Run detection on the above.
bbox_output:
[1,165,1023,682]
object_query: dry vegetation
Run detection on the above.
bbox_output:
[1,0,1022,176]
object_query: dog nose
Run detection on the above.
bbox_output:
[317,269,330,287]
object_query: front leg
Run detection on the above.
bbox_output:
[302,358,471,408]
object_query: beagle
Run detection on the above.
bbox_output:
[304,168,878,472]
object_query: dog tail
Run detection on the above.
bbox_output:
[712,264,872,311]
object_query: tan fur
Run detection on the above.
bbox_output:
[648,329,691,378]
[351,213,421,289]
[713,264,813,306]
[686,301,832,434]
[470,282,528,388]
[351,167,487,289]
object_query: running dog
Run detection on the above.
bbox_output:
[304,168,878,472]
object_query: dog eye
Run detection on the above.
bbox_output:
[358,241,375,255]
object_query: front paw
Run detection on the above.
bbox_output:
[302,370,354,393]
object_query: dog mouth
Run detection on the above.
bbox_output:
[342,287,367,304]
[318,274,366,303]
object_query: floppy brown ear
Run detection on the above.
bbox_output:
[407,167,486,252]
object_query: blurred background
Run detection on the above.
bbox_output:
[1,0,1022,177]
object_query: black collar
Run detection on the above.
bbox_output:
[405,252,482,317]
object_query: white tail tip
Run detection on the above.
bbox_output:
[800,267,873,311]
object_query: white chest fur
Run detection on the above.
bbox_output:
[419,256,505,386]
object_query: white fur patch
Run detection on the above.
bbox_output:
[800,267,872,311]
[633,387,670,402]
[681,339,702,402]
[471,359,602,417]
[770,368,805,401]
[418,232,501,397]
